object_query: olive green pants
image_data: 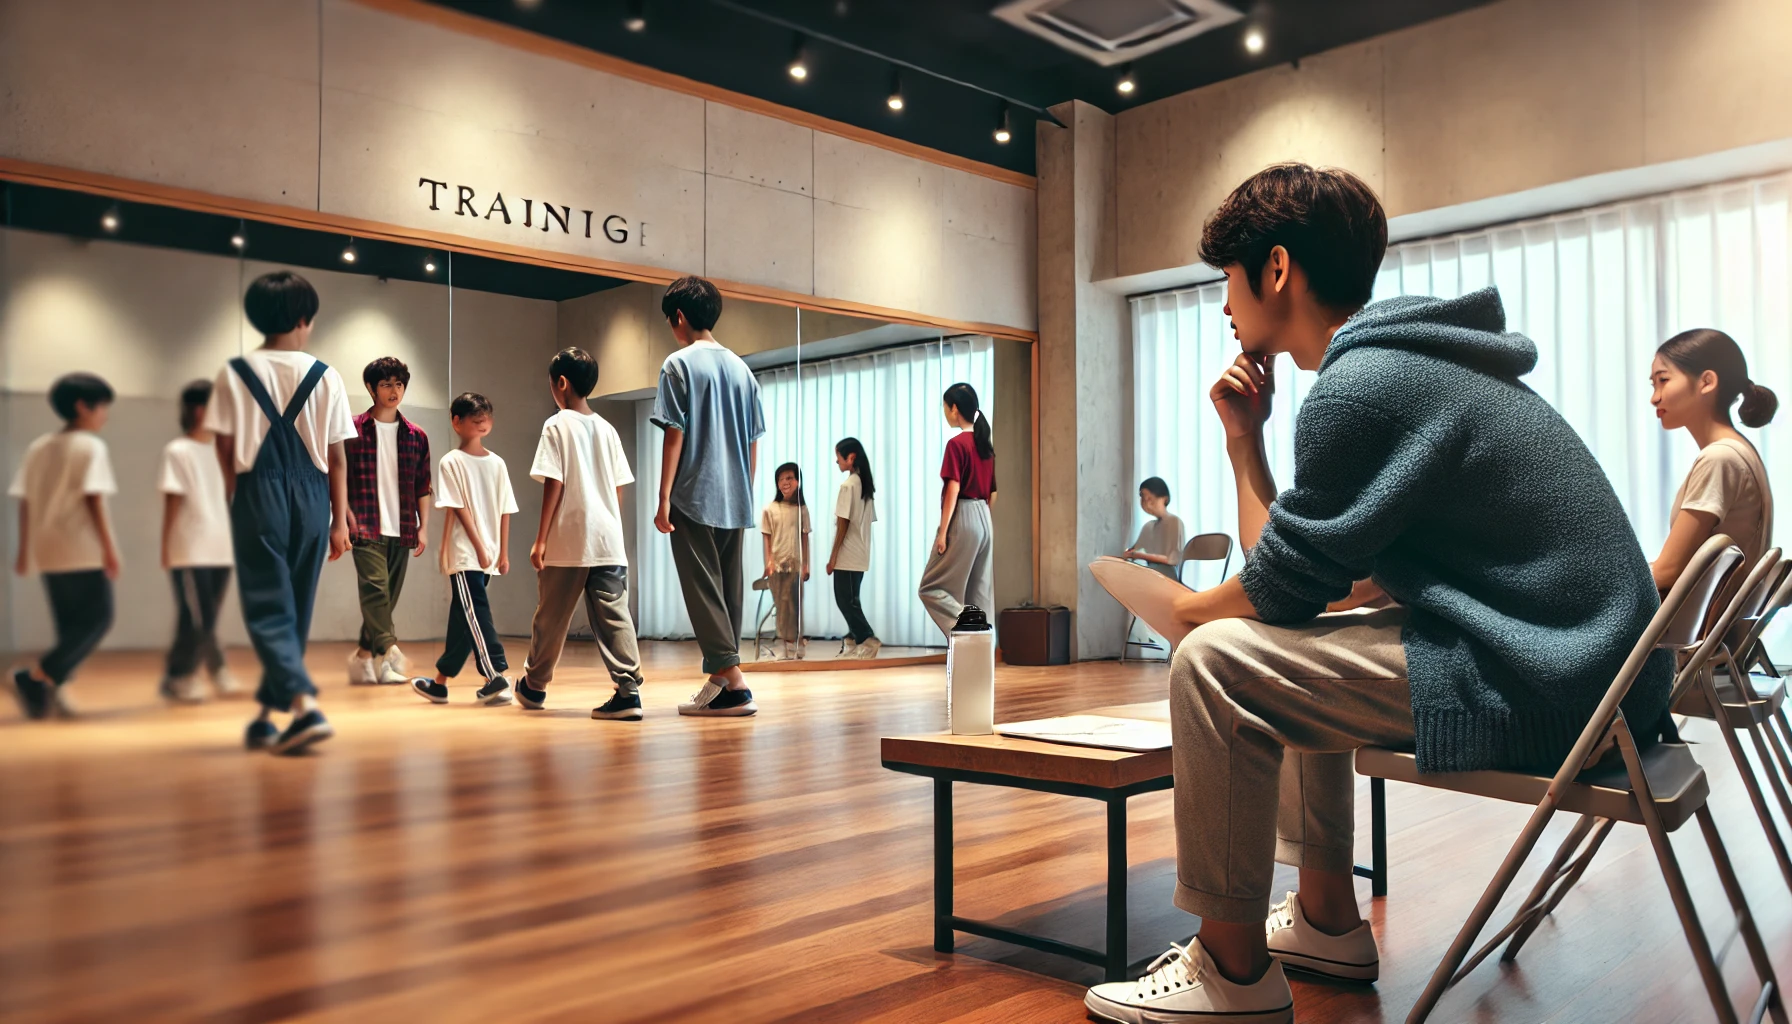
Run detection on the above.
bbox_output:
[352,537,411,655]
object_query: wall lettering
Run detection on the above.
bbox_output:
[421,177,631,246]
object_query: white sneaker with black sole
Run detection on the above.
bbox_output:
[376,646,409,685]
[474,677,513,706]
[592,689,643,720]
[678,680,757,717]
[1085,937,1293,1024]
[411,677,449,704]
[1265,891,1380,982]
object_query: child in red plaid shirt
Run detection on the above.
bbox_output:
[345,357,432,685]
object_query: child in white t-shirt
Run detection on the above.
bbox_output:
[411,392,518,707]
[205,271,356,756]
[8,373,120,721]
[158,379,240,705]
[760,462,811,660]
[520,347,645,721]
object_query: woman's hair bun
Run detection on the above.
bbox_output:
[1738,381,1778,429]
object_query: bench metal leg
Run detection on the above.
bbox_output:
[1107,795,1129,982]
[935,778,954,953]
[1372,776,1388,897]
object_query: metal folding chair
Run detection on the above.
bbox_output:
[1359,536,1786,1024]
[751,576,775,660]
[1120,532,1231,662]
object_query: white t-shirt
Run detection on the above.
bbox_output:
[375,418,401,538]
[158,436,234,567]
[760,501,811,571]
[436,448,518,576]
[1671,437,1774,570]
[832,474,877,573]
[529,409,634,567]
[9,430,117,573]
[204,349,356,473]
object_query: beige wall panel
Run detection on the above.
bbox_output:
[1381,0,1644,216]
[1114,40,1384,277]
[941,173,1038,330]
[705,176,815,296]
[705,102,815,196]
[0,0,319,207]
[813,134,946,316]
[1641,0,1792,164]
[319,1,706,274]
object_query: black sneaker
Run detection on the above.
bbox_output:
[475,676,513,706]
[515,681,547,710]
[270,710,333,755]
[678,680,757,717]
[9,668,50,721]
[411,677,449,704]
[592,690,643,721]
[244,718,279,750]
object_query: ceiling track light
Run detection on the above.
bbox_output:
[886,68,904,111]
[100,204,121,233]
[993,104,1012,144]
[230,231,246,250]
[787,33,809,80]
[424,255,438,273]
[623,0,645,32]
[1244,27,1265,54]
[1116,63,1137,96]
[341,237,358,264]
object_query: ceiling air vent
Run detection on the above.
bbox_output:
[993,0,1242,66]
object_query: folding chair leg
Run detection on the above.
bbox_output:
[1503,816,1615,962]
[1744,721,1792,832]
[1443,815,1596,978]
[1697,806,1790,1024]
[1405,797,1562,1023]
[1705,675,1792,891]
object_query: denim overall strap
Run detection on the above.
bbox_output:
[228,357,328,472]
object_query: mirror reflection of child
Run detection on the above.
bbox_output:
[761,463,811,661]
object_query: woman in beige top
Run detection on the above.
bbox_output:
[1649,327,1778,592]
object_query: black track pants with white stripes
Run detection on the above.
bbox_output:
[437,571,508,679]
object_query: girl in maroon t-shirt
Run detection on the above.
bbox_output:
[917,383,996,638]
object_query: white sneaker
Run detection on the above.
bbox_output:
[1265,891,1379,982]
[376,662,409,685]
[678,679,758,717]
[1086,937,1293,1024]
[838,640,861,659]
[347,651,377,686]
[50,685,80,720]
[854,637,882,660]
[381,646,410,682]
[210,666,245,697]
[163,674,208,705]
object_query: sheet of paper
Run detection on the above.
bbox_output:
[996,714,1173,752]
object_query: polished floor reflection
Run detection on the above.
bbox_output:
[2,642,1789,1022]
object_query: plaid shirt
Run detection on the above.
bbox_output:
[347,410,431,547]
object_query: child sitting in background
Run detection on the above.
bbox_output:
[761,462,811,661]
[8,373,120,720]
[158,379,241,704]
[1124,476,1186,580]
[412,392,518,707]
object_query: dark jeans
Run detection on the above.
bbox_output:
[167,567,231,678]
[438,571,508,679]
[233,467,329,712]
[666,504,744,675]
[41,570,113,684]
[833,570,875,644]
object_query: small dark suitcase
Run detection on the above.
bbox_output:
[999,605,1070,665]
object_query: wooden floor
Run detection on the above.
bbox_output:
[3,642,1791,1023]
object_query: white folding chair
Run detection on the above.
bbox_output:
[1359,536,1786,1024]
[1120,533,1231,662]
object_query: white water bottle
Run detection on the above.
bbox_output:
[947,605,995,735]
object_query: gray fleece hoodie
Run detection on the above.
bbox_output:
[1238,287,1670,773]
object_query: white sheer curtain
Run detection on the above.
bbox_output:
[1133,172,1791,636]
[636,336,996,649]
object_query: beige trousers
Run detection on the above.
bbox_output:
[1171,607,1414,923]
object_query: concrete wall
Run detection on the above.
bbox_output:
[0,0,1037,332]
[1112,0,1792,279]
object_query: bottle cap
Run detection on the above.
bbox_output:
[953,605,992,632]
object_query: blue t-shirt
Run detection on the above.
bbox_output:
[650,339,766,529]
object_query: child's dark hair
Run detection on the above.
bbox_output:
[362,356,411,391]
[835,437,875,501]
[49,373,115,423]
[1140,476,1170,504]
[661,275,723,333]
[548,347,600,397]
[773,461,805,506]
[450,392,493,419]
[1657,328,1778,429]
[179,379,213,432]
[1198,163,1387,311]
[943,382,994,460]
[244,270,320,337]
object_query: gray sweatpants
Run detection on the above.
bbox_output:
[918,498,994,638]
[1171,606,1414,924]
[523,565,644,694]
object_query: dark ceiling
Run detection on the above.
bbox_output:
[1,182,630,302]
[429,0,1494,174]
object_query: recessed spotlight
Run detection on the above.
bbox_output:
[1116,64,1137,95]
[100,205,120,233]
[424,256,437,273]
[993,106,1012,144]
[887,69,904,111]
[1244,28,1265,54]
[788,34,809,80]
[230,233,246,249]
[341,239,358,264]
[623,0,645,31]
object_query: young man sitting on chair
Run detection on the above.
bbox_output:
[1085,164,1670,1023]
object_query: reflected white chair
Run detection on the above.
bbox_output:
[1119,533,1231,662]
